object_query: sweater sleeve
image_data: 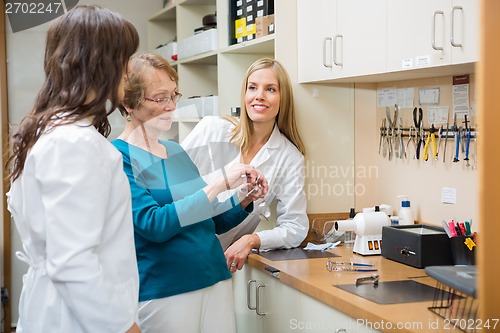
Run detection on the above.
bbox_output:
[116,142,217,243]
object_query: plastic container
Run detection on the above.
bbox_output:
[397,195,414,225]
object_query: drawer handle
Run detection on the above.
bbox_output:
[323,37,333,68]
[432,11,444,51]
[256,284,267,316]
[333,34,343,67]
[247,280,256,310]
[451,6,463,47]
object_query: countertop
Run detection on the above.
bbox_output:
[246,245,470,333]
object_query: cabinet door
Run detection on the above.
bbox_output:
[298,0,386,83]
[335,0,387,79]
[387,0,451,72]
[233,265,260,333]
[254,269,301,333]
[387,0,477,73]
[233,265,302,333]
[297,0,338,83]
[299,292,382,333]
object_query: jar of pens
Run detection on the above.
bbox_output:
[441,219,476,265]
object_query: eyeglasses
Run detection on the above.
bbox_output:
[144,92,182,107]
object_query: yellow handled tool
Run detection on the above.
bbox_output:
[423,125,437,161]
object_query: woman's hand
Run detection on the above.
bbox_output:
[231,165,268,208]
[204,163,268,202]
[225,234,261,272]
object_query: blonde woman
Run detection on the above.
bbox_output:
[182,58,308,270]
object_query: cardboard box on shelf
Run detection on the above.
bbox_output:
[256,14,274,38]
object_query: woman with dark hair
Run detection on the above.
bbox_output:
[6,5,141,333]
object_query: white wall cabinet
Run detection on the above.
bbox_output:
[233,264,381,333]
[297,0,387,83]
[298,0,478,83]
[386,0,478,73]
[147,0,274,142]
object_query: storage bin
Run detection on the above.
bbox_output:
[175,96,218,119]
[450,236,476,265]
[177,29,217,59]
[381,224,453,268]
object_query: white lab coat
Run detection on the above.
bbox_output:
[7,119,139,333]
[181,116,308,250]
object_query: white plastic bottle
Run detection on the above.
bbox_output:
[397,195,414,225]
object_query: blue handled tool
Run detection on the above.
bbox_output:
[463,115,471,167]
[329,261,374,267]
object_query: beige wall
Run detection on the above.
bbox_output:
[355,75,477,230]
[276,0,355,214]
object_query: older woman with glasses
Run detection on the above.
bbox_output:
[112,52,268,333]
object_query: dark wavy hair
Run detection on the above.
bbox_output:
[7,5,139,181]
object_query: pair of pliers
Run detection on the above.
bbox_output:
[405,126,418,159]
[423,124,437,161]
[463,115,472,166]
[413,107,424,159]
[385,106,398,160]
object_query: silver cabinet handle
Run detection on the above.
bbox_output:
[432,11,444,50]
[247,280,256,310]
[451,6,463,47]
[335,329,347,333]
[333,34,343,66]
[256,284,267,316]
[323,37,333,68]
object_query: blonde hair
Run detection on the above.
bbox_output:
[228,58,305,156]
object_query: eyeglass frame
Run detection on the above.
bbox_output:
[144,92,183,107]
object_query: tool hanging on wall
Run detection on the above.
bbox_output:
[443,121,449,162]
[405,126,418,159]
[413,107,423,159]
[423,124,437,161]
[395,116,404,159]
[463,115,472,167]
[379,118,386,156]
[385,105,398,161]
[378,107,476,167]
[435,126,443,160]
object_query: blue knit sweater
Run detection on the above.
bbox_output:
[112,139,250,302]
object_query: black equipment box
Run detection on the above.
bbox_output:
[381,224,453,268]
